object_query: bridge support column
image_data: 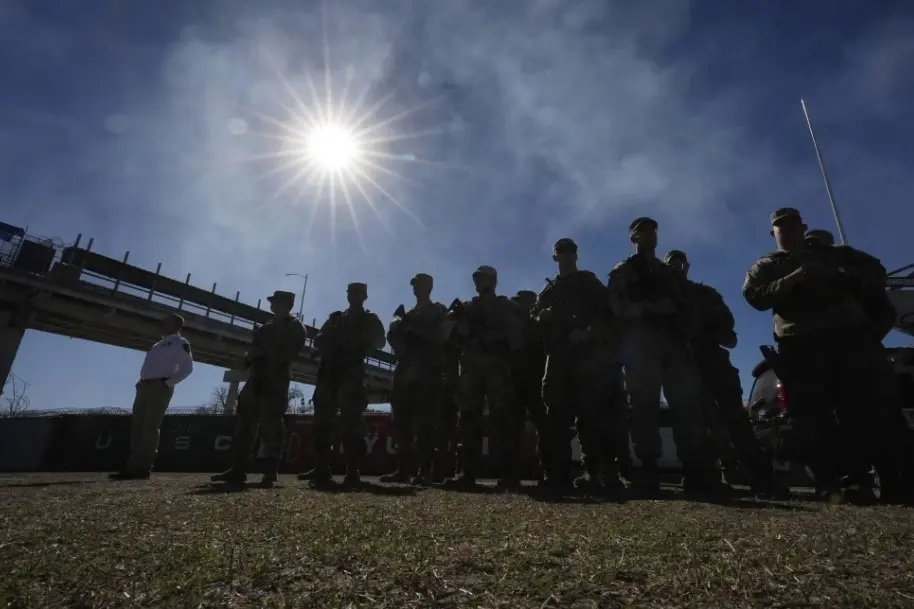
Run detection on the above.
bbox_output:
[225,379,240,416]
[0,311,27,392]
[222,369,248,416]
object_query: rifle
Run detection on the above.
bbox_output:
[536,277,590,349]
[315,311,347,381]
[759,345,786,381]
[448,297,509,352]
[389,304,410,360]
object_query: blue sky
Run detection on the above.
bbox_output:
[2,0,913,411]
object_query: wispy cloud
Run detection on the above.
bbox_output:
[2,0,912,313]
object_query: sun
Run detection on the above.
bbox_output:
[306,122,362,172]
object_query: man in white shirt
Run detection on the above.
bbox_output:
[109,313,194,480]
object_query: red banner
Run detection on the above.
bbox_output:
[281,414,544,477]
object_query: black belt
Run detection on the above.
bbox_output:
[139,377,169,384]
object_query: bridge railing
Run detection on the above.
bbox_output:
[0,228,396,373]
[3,406,392,418]
[71,267,396,372]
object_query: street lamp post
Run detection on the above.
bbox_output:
[284,273,308,321]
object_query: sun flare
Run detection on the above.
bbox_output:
[306,122,362,172]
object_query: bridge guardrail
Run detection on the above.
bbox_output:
[0,229,396,373]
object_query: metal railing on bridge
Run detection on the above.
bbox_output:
[2,406,393,418]
[0,226,397,372]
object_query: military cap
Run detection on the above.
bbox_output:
[770,207,802,225]
[804,229,835,246]
[347,282,368,294]
[663,249,688,262]
[515,290,537,299]
[472,265,498,278]
[553,237,578,253]
[410,272,434,286]
[629,217,658,235]
[267,290,295,306]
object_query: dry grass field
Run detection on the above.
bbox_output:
[1,473,913,608]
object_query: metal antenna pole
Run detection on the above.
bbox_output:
[800,98,849,245]
[285,273,309,321]
[298,274,308,320]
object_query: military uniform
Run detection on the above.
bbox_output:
[212,291,306,486]
[510,290,550,482]
[309,283,387,487]
[608,218,711,489]
[664,250,776,492]
[804,229,913,502]
[440,334,462,477]
[537,239,630,492]
[743,208,906,501]
[449,266,523,488]
[382,273,450,484]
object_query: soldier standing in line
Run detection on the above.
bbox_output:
[743,208,908,504]
[380,273,449,485]
[510,290,550,483]
[211,291,306,487]
[535,238,630,495]
[804,227,913,503]
[446,265,523,490]
[663,250,786,497]
[304,283,386,488]
[110,313,194,481]
[804,229,835,248]
[439,329,462,479]
[607,218,716,493]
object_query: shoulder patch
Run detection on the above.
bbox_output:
[182,343,191,353]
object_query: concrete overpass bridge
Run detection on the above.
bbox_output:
[0,226,395,407]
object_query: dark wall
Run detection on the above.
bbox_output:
[3,414,545,478]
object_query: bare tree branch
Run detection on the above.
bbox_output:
[2,374,31,418]
[289,384,311,414]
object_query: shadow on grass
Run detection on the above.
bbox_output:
[0,480,95,489]
[188,482,272,495]
[306,480,421,497]
[644,487,817,512]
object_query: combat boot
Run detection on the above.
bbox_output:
[747,458,791,500]
[306,460,334,488]
[573,471,605,495]
[495,477,522,492]
[445,473,477,490]
[343,461,362,488]
[682,465,730,496]
[633,462,661,494]
[380,470,412,483]
[259,457,279,488]
[410,457,435,486]
[428,452,450,484]
[842,472,879,506]
[600,462,628,496]
[211,467,246,484]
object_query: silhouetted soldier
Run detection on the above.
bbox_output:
[212,291,305,487]
[608,218,715,493]
[305,283,386,488]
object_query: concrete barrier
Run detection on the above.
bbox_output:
[42,416,131,472]
[1,413,689,477]
[0,417,58,472]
